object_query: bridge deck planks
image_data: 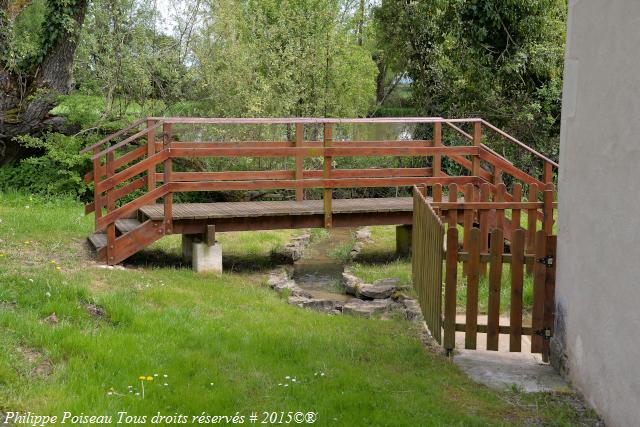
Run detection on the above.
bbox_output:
[139,197,413,221]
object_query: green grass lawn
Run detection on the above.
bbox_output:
[0,193,594,426]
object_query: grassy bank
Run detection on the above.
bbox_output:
[0,193,594,426]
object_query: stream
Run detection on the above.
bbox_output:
[291,228,356,302]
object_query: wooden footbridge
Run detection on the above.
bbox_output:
[80,117,557,267]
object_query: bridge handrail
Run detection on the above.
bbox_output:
[79,118,147,154]
[83,117,558,260]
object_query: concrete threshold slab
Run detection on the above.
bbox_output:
[451,315,568,392]
[454,349,568,393]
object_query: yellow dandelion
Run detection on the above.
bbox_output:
[138,376,146,380]
[146,376,153,381]
[50,260,57,264]
[56,266,61,270]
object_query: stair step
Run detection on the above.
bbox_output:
[88,232,107,249]
[115,218,142,234]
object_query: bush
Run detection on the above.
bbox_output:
[0,133,92,199]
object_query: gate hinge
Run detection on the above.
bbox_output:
[534,328,553,340]
[536,255,554,267]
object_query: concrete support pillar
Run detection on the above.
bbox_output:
[192,240,223,273]
[182,234,194,263]
[396,224,412,257]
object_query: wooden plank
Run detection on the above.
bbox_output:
[84,144,149,184]
[447,183,458,228]
[295,123,304,200]
[543,161,554,184]
[148,116,477,125]
[166,140,433,149]
[81,118,146,154]
[433,122,442,176]
[111,219,164,264]
[97,150,169,193]
[157,168,434,182]
[455,323,533,335]
[92,147,102,226]
[163,123,173,233]
[531,230,547,353]
[495,183,506,230]
[167,145,479,159]
[92,121,165,159]
[106,151,116,264]
[323,123,332,228]
[472,122,481,176]
[432,183,442,217]
[432,201,543,210]
[526,183,539,274]
[462,183,474,274]
[205,224,216,246]
[169,176,480,193]
[487,228,504,350]
[465,227,481,349]
[479,148,545,188]
[444,227,458,351]
[511,183,522,231]
[454,252,536,263]
[543,183,555,235]
[479,183,491,276]
[147,119,156,191]
[542,235,557,362]
[510,229,525,352]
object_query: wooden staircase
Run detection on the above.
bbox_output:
[89,218,165,264]
[81,117,557,265]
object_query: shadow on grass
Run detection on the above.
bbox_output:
[121,249,290,273]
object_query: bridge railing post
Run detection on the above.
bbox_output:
[433,122,442,177]
[472,121,481,177]
[92,147,102,228]
[163,123,173,234]
[323,122,333,228]
[106,150,116,264]
[295,123,304,201]
[147,119,156,192]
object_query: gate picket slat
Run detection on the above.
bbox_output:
[487,228,504,350]
[444,227,458,351]
[448,183,458,228]
[526,184,539,274]
[531,229,547,353]
[510,229,525,352]
[463,184,474,274]
[479,183,491,277]
[511,183,522,231]
[465,228,481,349]
[542,235,557,361]
[495,183,506,230]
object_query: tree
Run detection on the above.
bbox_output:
[1,0,89,163]
[191,0,378,118]
[375,0,566,171]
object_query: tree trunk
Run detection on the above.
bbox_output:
[0,0,88,164]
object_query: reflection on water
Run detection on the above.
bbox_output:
[291,228,355,302]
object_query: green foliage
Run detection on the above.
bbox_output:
[375,0,566,175]
[191,0,377,117]
[0,133,90,197]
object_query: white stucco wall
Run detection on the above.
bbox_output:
[555,1,640,426]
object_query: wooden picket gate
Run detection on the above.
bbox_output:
[412,182,557,361]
